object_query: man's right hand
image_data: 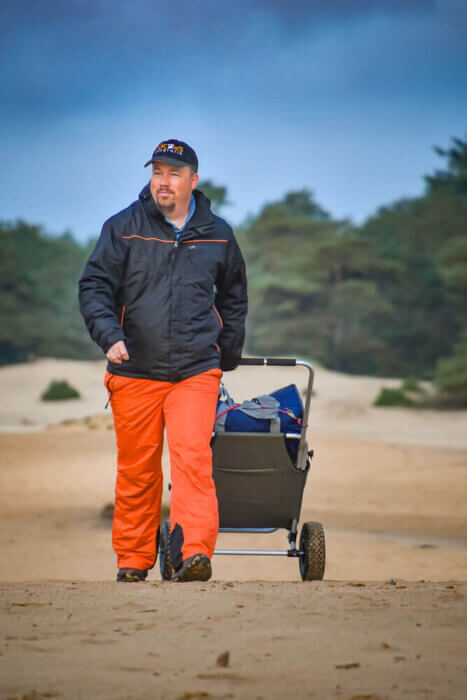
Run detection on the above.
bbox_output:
[106,341,129,364]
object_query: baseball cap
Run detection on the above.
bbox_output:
[144,139,198,171]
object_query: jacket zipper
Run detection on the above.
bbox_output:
[166,229,222,380]
[168,239,179,381]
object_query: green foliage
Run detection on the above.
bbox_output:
[434,331,467,406]
[243,134,467,378]
[280,189,330,220]
[437,236,467,301]
[401,377,424,393]
[373,388,414,407]
[244,193,397,373]
[198,180,230,214]
[41,380,81,401]
[425,137,467,195]
[0,221,100,364]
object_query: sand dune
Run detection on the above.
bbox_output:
[1,358,466,448]
[1,358,466,698]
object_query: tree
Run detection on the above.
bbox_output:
[243,136,466,377]
[0,220,100,364]
[425,136,467,195]
[242,187,395,372]
[197,180,230,214]
[358,135,467,375]
[281,189,330,220]
[435,331,467,406]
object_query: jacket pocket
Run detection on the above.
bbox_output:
[187,243,220,283]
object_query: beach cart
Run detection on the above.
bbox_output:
[159,357,325,581]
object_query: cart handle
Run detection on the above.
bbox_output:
[238,357,296,366]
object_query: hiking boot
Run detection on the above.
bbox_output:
[171,553,212,582]
[116,567,148,582]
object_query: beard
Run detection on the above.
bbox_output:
[157,201,175,214]
[156,192,176,215]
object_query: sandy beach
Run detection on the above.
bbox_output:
[0,358,466,698]
[1,580,466,700]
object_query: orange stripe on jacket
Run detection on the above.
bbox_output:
[122,236,228,244]
[181,239,228,243]
[212,305,223,328]
[122,235,173,243]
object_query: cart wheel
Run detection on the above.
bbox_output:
[299,521,325,581]
[159,520,173,581]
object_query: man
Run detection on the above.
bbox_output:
[79,139,248,582]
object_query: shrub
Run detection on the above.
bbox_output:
[401,377,424,393]
[41,380,81,401]
[373,387,414,407]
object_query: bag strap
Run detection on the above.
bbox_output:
[215,402,241,433]
[218,381,236,406]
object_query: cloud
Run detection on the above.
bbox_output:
[0,0,465,236]
[2,0,465,125]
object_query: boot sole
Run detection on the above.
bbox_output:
[116,572,147,582]
[173,555,212,582]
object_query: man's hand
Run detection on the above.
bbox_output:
[106,340,129,364]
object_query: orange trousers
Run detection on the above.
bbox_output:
[104,368,222,571]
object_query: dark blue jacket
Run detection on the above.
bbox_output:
[78,185,248,382]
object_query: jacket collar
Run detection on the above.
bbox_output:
[138,184,216,239]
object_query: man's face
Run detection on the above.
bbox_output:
[150,160,199,214]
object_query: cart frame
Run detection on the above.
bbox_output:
[213,357,314,561]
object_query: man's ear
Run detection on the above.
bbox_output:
[191,173,199,190]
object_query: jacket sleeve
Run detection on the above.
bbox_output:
[78,220,129,354]
[215,233,248,371]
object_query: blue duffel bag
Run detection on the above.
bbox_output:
[214,383,303,463]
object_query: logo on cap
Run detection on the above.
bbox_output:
[156,142,184,155]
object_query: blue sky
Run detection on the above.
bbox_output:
[1,0,466,240]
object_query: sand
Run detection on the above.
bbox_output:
[0,358,466,698]
[1,580,466,700]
